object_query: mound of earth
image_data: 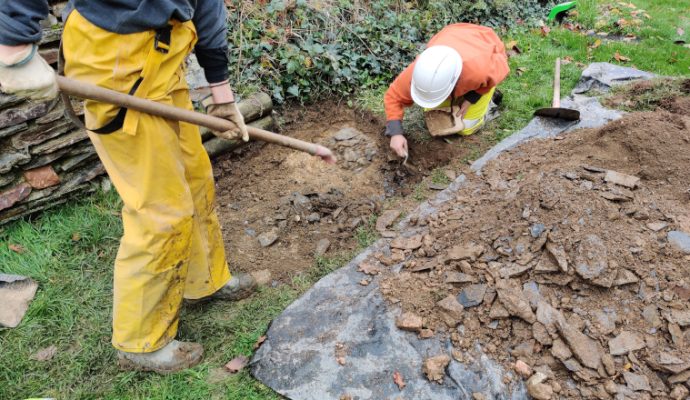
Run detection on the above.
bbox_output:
[211,103,490,281]
[374,105,690,399]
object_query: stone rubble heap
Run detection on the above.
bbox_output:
[370,104,690,399]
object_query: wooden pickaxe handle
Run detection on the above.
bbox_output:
[552,58,561,108]
[55,75,336,164]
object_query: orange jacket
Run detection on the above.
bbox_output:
[384,23,510,121]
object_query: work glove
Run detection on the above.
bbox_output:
[203,98,249,142]
[0,44,58,100]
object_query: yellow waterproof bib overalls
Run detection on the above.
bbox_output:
[62,11,231,353]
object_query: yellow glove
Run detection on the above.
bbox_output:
[0,44,58,100]
[204,98,249,142]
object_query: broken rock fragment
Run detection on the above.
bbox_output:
[668,231,690,254]
[514,360,532,378]
[496,281,536,323]
[457,284,487,308]
[612,268,639,286]
[376,210,401,232]
[604,170,640,189]
[0,274,39,328]
[526,372,553,400]
[391,234,423,250]
[257,230,279,247]
[663,309,690,327]
[437,295,464,325]
[315,238,331,256]
[609,331,646,355]
[556,318,603,370]
[536,301,566,334]
[545,242,568,272]
[489,301,510,319]
[623,371,651,392]
[446,243,485,262]
[395,312,423,333]
[574,234,616,287]
[422,354,451,383]
[670,385,689,400]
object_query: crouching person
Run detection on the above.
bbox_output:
[384,23,510,158]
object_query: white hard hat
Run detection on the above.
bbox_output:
[410,45,463,109]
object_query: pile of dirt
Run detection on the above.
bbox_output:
[370,104,690,399]
[211,104,489,281]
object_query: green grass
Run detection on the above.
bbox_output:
[0,191,360,400]
[2,1,689,398]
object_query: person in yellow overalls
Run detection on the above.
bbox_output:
[0,1,257,373]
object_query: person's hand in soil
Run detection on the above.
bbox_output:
[390,135,408,158]
[314,145,337,165]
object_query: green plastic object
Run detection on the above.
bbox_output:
[548,1,577,22]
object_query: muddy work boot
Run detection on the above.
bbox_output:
[117,340,203,374]
[187,272,257,305]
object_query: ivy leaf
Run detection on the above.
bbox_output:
[287,85,300,97]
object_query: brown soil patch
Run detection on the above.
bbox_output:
[377,104,690,397]
[212,103,491,281]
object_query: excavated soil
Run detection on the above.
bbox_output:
[375,104,690,398]
[212,103,490,281]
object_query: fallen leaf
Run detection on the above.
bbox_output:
[614,51,631,62]
[540,26,551,36]
[253,335,267,350]
[505,40,521,54]
[359,279,370,286]
[393,371,406,390]
[224,355,249,373]
[516,67,527,76]
[8,244,25,253]
[591,39,602,49]
[678,27,685,36]
[561,56,574,64]
[30,345,57,361]
[72,232,81,241]
[563,22,581,31]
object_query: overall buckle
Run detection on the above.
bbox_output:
[154,25,172,54]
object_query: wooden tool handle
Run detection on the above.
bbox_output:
[552,58,561,108]
[55,75,335,161]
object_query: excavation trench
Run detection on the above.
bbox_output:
[212,103,490,282]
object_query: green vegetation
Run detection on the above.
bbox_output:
[229,0,555,101]
[2,1,689,399]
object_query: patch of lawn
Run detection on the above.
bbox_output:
[0,190,355,399]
